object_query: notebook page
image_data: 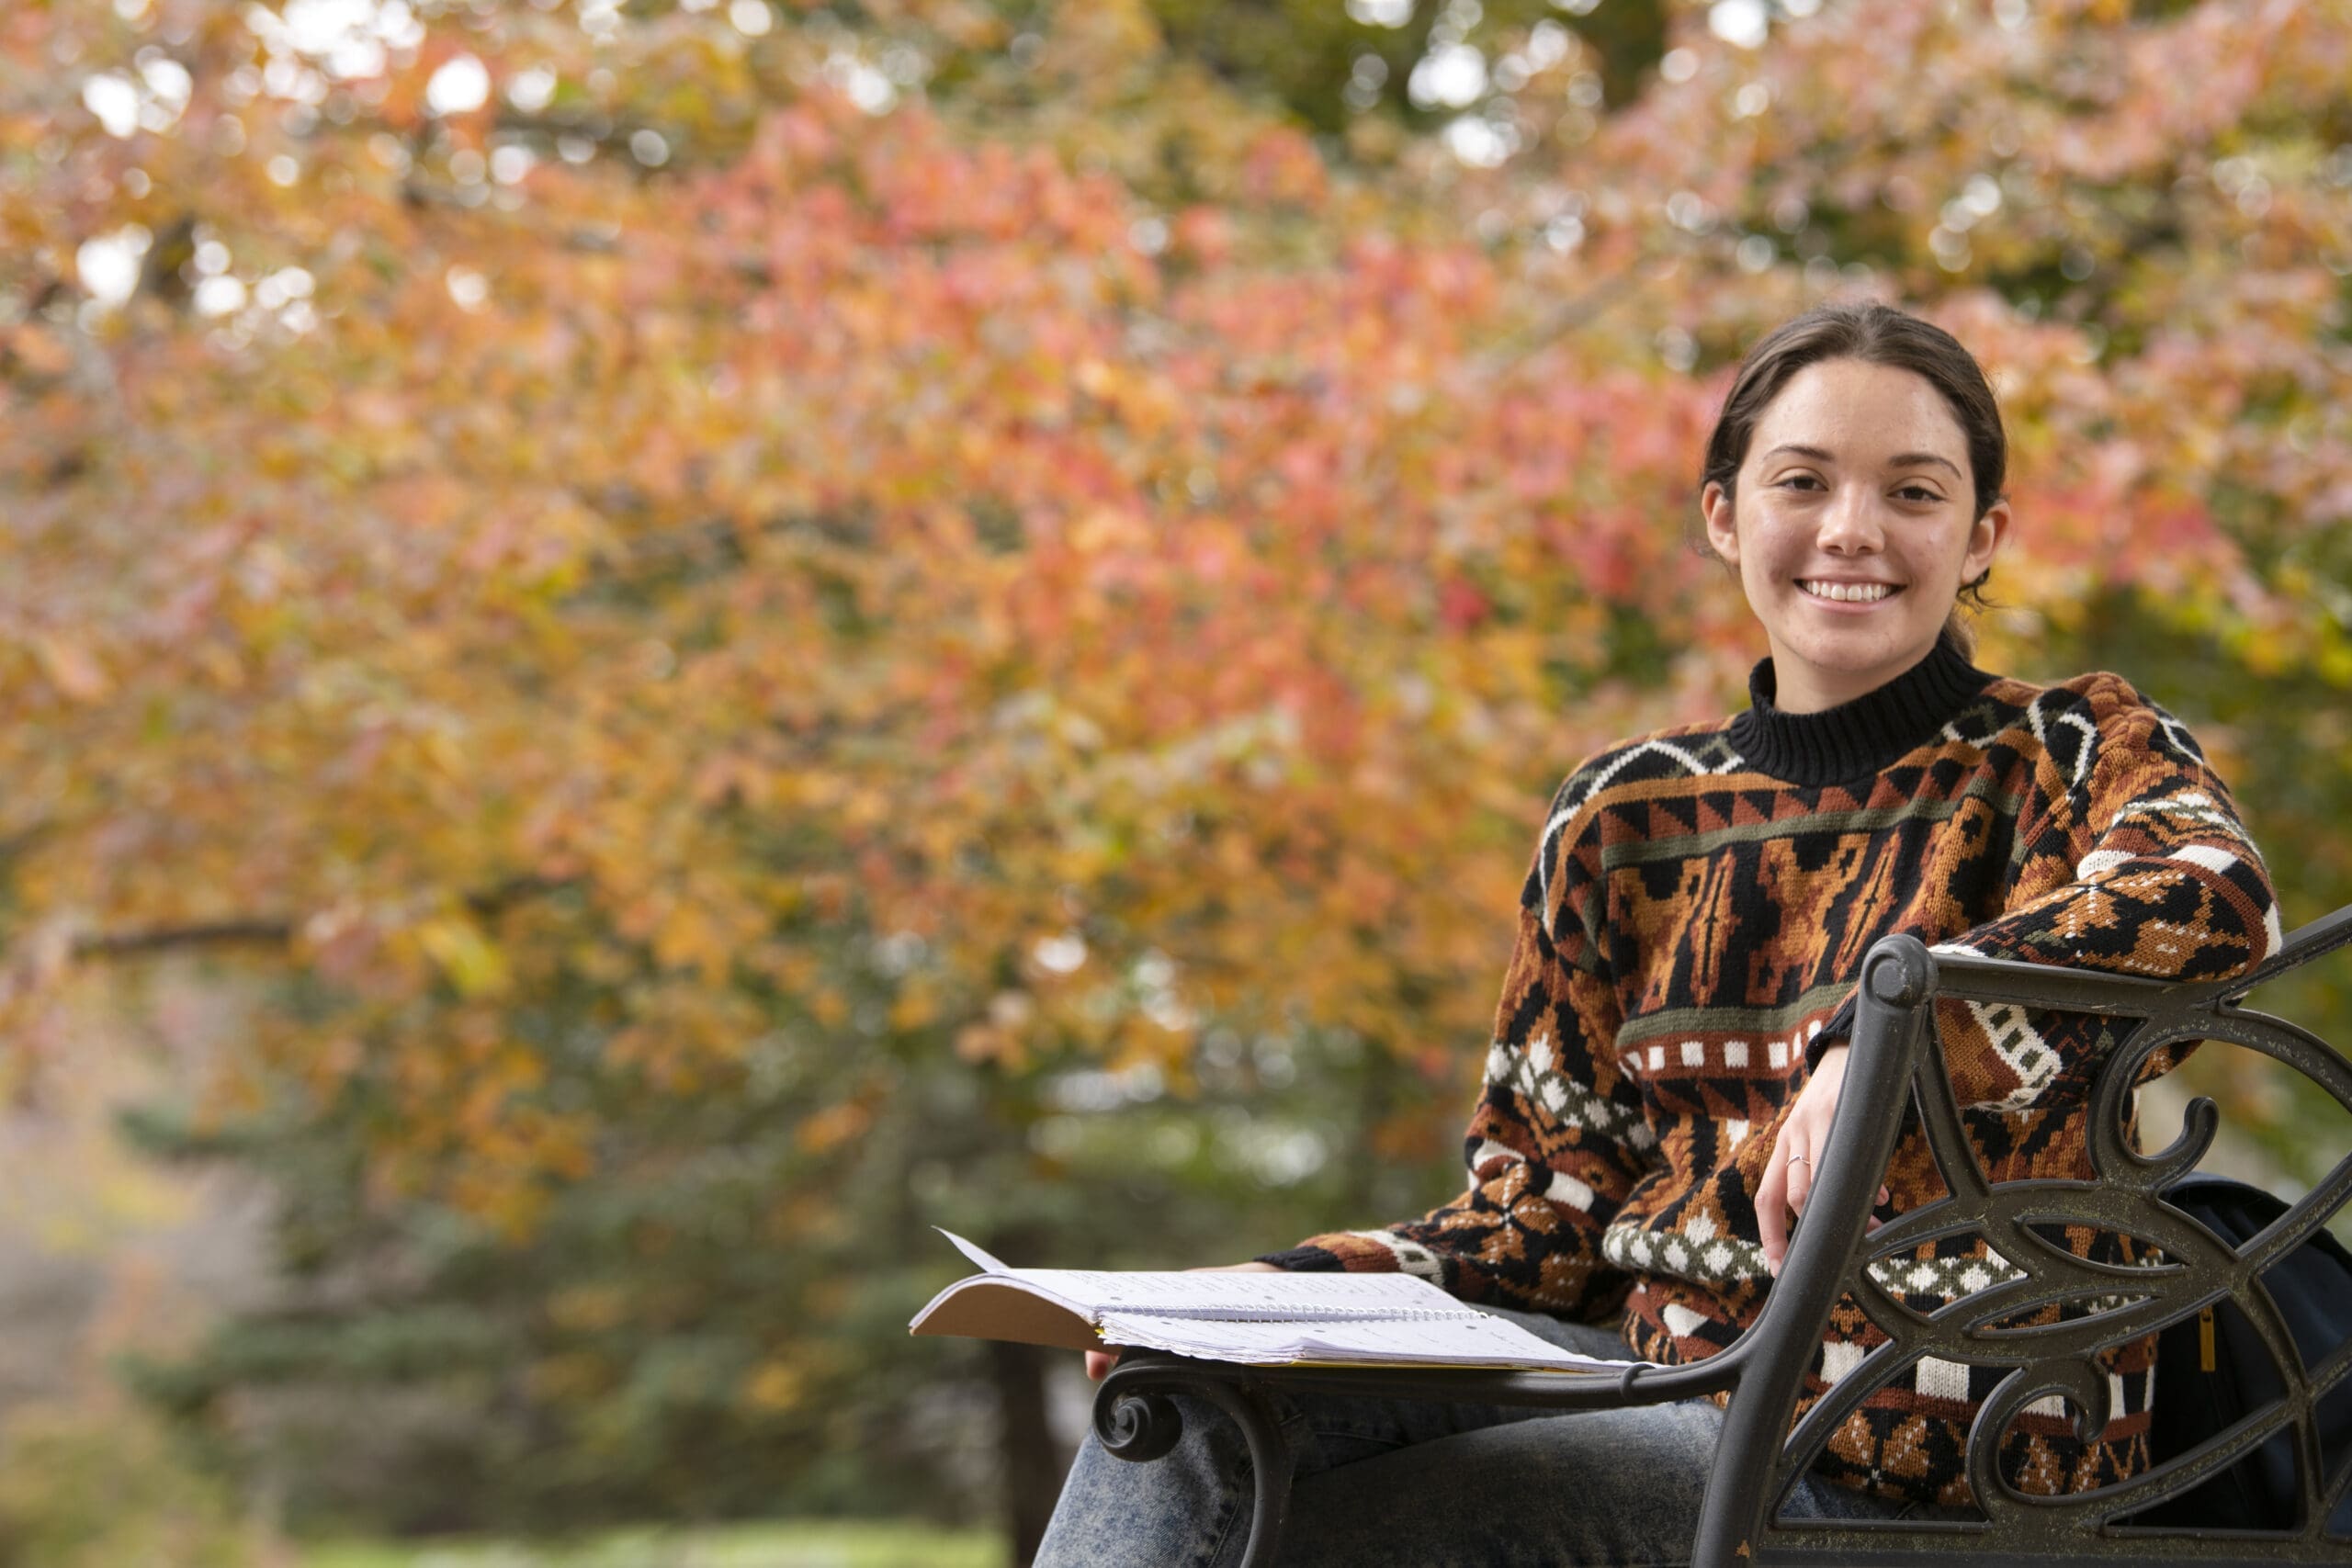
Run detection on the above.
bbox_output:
[1095,1315,1344,1363]
[937,1228,1012,1274]
[1001,1266,1472,1322]
[936,1231,1446,1316]
[1289,1314,1642,1370]
[1096,1310,1647,1371]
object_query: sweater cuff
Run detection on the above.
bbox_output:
[1804,993,1859,1075]
[1254,1245,1345,1271]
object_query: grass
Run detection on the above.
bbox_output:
[297,1520,1006,1568]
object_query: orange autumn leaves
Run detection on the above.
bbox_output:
[2,0,2348,1235]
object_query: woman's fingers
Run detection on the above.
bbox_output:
[1784,1145,1815,1217]
[1762,1156,1896,1272]
[1085,1348,1117,1381]
[1757,1145,1790,1273]
[1758,1043,1855,1278]
[1760,1141,1815,1276]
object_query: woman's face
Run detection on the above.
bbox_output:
[1701,356,2011,713]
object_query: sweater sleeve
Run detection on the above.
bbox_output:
[1809,676,2280,1111]
[1257,776,1654,1318]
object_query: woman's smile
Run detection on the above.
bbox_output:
[1797,579,1902,605]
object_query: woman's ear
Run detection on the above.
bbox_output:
[1963,496,2013,581]
[1701,479,1740,566]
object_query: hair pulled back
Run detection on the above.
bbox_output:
[1700,301,2007,655]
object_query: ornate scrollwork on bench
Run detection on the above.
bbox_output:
[1717,907,2352,1564]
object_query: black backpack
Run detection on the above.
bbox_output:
[2136,1173,2352,1532]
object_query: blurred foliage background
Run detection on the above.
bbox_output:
[1,0,2348,1562]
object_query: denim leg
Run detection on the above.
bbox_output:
[1035,1311,1634,1568]
[1271,1391,1938,1567]
[1033,1308,1927,1568]
[1273,1395,1724,1567]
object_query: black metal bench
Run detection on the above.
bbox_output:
[1091,905,2352,1565]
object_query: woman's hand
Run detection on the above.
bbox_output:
[1757,1044,1887,1277]
[1083,1261,1283,1381]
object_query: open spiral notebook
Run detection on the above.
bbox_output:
[909,1230,1649,1371]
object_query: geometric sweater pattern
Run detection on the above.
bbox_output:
[1261,637,2281,1509]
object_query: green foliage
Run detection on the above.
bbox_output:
[1135,0,1657,135]
[0,1397,266,1568]
[296,1518,1001,1568]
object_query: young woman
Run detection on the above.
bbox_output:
[1035,301,2282,1567]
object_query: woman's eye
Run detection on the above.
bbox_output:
[1777,474,1825,491]
[1895,485,1943,502]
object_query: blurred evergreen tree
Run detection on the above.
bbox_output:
[115,914,1459,1541]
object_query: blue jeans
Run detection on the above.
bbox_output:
[1037,1308,1945,1568]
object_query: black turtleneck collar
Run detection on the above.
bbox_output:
[1726,633,1995,786]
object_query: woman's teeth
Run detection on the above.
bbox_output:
[1801,581,1896,603]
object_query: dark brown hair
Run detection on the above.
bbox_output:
[1699,301,2007,655]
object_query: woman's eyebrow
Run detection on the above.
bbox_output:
[1760,443,1962,479]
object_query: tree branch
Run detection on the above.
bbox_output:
[67,874,571,963]
[75,917,294,959]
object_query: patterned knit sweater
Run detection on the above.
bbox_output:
[1261,636,2281,1509]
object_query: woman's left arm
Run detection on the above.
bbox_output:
[1760,676,2281,1271]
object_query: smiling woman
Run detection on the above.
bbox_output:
[1035,302,2283,1567]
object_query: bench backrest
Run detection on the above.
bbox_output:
[1705,906,2352,1564]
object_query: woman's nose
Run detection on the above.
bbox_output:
[1815,485,1885,554]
